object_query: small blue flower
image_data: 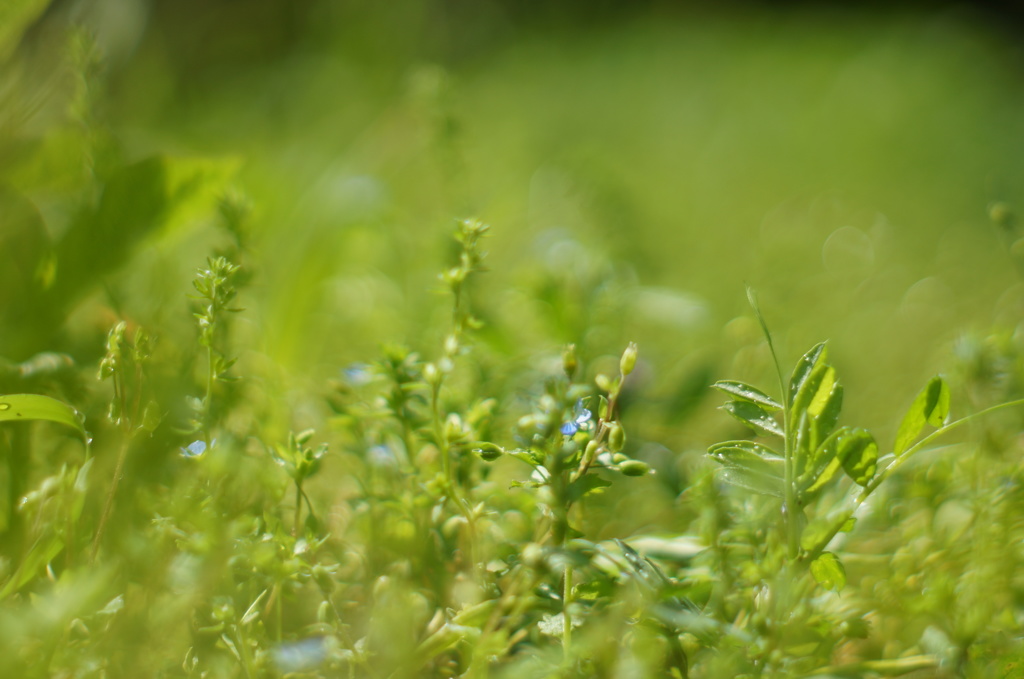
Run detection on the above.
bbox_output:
[342,363,373,386]
[560,400,592,436]
[180,439,212,458]
[272,636,329,673]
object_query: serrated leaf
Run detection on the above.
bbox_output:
[810,551,846,591]
[788,342,828,407]
[708,440,783,479]
[711,381,782,411]
[720,401,783,437]
[893,377,950,456]
[0,394,85,438]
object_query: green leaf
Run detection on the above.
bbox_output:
[720,401,783,437]
[0,394,85,438]
[838,427,878,486]
[567,474,612,503]
[800,510,856,553]
[801,426,877,492]
[711,380,782,411]
[708,440,783,479]
[717,467,784,498]
[810,551,847,591]
[893,377,950,456]
[788,342,828,408]
[53,155,240,307]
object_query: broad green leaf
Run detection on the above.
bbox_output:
[708,440,783,479]
[838,427,878,486]
[788,342,828,407]
[718,467,784,498]
[711,380,782,411]
[720,401,783,437]
[53,155,240,307]
[0,394,85,438]
[893,377,950,456]
[810,551,847,591]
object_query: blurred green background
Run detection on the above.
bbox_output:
[5,0,1024,455]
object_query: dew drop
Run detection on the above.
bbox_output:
[0,404,8,410]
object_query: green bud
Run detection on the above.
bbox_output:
[424,362,441,386]
[444,413,465,441]
[444,334,459,356]
[595,374,615,392]
[620,342,638,376]
[472,442,504,462]
[619,459,650,476]
[607,422,626,452]
[581,440,599,467]
[562,343,578,379]
[521,543,544,570]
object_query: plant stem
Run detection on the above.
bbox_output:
[92,433,131,561]
[563,564,574,660]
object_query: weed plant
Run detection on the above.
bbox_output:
[4,8,1024,679]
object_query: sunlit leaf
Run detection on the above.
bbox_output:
[788,342,828,408]
[810,551,846,591]
[708,440,783,479]
[711,380,782,411]
[893,376,950,456]
[0,393,85,438]
[718,467,784,498]
[719,401,783,437]
[838,427,878,486]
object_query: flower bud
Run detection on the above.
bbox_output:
[562,344,578,379]
[607,422,626,452]
[619,459,650,476]
[620,342,638,376]
[424,362,441,386]
[472,442,504,462]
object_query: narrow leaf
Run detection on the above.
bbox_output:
[708,440,784,479]
[801,426,845,493]
[0,394,85,438]
[720,401,783,437]
[893,376,950,456]
[717,467,784,498]
[810,551,847,591]
[711,381,782,411]
[788,342,828,407]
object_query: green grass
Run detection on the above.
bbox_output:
[2,3,1024,677]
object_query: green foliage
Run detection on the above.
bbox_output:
[4,5,1024,679]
